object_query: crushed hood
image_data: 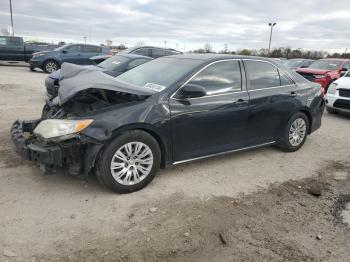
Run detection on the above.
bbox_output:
[296,68,332,75]
[58,63,156,105]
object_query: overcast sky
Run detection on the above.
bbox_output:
[0,0,349,52]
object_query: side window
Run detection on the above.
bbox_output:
[67,45,81,52]
[342,62,350,70]
[82,45,101,53]
[7,37,22,46]
[151,48,166,58]
[132,48,151,57]
[279,70,294,86]
[0,37,6,46]
[245,60,280,90]
[126,59,149,70]
[186,60,242,96]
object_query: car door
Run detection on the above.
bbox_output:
[243,59,298,145]
[169,59,250,162]
[0,36,8,60]
[1,36,24,61]
[60,45,84,64]
[81,45,102,65]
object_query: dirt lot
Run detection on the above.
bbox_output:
[1,65,350,261]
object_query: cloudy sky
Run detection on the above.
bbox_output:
[0,0,349,52]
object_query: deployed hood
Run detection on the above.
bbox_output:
[58,63,156,105]
[49,64,103,80]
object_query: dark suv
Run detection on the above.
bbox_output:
[120,46,181,59]
[29,44,111,73]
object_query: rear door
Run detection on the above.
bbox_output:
[243,59,298,145]
[81,45,102,64]
[169,59,250,162]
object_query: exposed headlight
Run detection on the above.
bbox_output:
[327,83,338,95]
[314,74,326,79]
[32,52,45,58]
[34,119,93,141]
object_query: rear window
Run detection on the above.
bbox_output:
[6,37,23,46]
[308,60,342,70]
[0,37,6,46]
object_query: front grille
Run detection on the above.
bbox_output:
[339,88,350,98]
[333,99,350,110]
[298,73,315,82]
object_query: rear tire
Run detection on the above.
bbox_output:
[96,130,161,194]
[278,112,309,152]
[43,60,59,73]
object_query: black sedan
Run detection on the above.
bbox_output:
[45,53,152,99]
[11,54,325,193]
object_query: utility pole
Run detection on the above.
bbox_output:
[83,36,87,44]
[268,22,277,54]
[9,0,14,35]
[164,41,167,48]
[224,43,228,53]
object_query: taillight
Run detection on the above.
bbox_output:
[107,51,113,56]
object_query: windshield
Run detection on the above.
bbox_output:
[54,44,70,51]
[308,60,341,70]
[116,57,203,91]
[284,59,305,68]
[98,55,129,71]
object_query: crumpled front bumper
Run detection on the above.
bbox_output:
[11,119,64,168]
[11,119,104,176]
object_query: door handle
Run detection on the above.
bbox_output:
[234,99,248,106]
[290,91,297,97]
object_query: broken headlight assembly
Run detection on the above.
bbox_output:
[33,119,93,142]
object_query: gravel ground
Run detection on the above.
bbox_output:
[1,64,350,261]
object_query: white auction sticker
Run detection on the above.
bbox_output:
[143,83,166,92]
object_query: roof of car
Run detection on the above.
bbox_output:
[319,58,349,61]
[166,53,273,62]
[117,53,153,59]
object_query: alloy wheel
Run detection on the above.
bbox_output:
[110,142,154,185]
[45,62,58,73]
[288,118,307,147]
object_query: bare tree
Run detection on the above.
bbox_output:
[0,28,10,36]
[135,41,145,47]
[204,43,213,53]
[105,39,113,47]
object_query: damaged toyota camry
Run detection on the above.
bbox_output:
[11,54,325,193]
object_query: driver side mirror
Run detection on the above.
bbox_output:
[62,49,68,54]
[179,84,206,99]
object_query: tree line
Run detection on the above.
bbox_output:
[191,44,350,59]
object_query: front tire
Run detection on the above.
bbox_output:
[96,130,161,193]
[278,112,309,152]
[43,60,59,73]
[326,107,337,114]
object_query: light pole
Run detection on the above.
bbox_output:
[83,36,87,44]
[9,0,14,35]
[164,41,167,48]
[268,22,276,54]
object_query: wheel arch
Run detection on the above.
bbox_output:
[109,123,170,169]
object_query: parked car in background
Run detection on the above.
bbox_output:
[11,54,324,193]
[45,53,152,99]
[325,70,350,114]
[29,43,112,73]
[119,46,181,58]
[296,59,350,93]
[0,36,57,62]
[283,59,314,70]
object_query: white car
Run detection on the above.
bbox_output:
[325,70,350,114]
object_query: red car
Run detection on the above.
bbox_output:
[296,59,350,93]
